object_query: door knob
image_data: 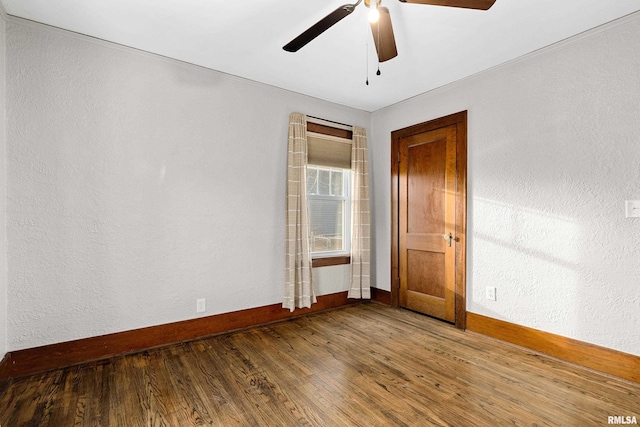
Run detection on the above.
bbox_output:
[444,232,453,247]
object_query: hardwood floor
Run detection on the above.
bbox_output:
[1,304,638,426]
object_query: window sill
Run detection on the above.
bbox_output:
[311,255,351,268]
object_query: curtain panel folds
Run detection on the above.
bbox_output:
[283,112,316,311]
[348,127,371,299]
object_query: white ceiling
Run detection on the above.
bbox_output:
[2,0,640,111]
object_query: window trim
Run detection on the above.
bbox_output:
[306,120,353,268]
[311,255,351,268]
[307,121,353,139]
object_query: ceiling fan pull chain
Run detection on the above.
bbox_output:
[376,12,381,76]
[365,23,370,85]
[365,48,369,85]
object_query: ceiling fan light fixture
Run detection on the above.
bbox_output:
[368,0,380,23]
[368,8,380,23]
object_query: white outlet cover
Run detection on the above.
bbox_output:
[196,298,206,313]
[625,200,640,218]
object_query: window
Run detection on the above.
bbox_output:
[305,124,353,266]
[306,165,351,257]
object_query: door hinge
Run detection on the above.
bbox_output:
[397,151,401,163]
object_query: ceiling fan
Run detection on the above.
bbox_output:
[283,0,496,63]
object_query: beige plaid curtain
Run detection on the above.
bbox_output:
[283,112,316,311]
[348,127,371,299]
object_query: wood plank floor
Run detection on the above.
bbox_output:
[1,304,638,426]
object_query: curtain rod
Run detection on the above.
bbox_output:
[306,115,354,131]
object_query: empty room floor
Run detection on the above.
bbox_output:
[1,303,638,426]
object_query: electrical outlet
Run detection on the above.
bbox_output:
[196,298,206,313]
[485,286,497,301]
[626,200,640,218]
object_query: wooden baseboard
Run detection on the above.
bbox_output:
[0,291,358,380]
[466,312,640,384]
[0,353,11,381]
[371,287,392,305]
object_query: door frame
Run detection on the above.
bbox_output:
[391,111,468,329]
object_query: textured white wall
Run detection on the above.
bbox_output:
[371,13,640,355]
[5,18,370,351]
[0,6,7,360]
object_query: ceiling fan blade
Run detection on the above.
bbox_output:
[370,7,398,62]
[398,0,496,10]
[283,4,357,52]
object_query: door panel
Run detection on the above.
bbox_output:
[399,126,457,322]
[407,250,445,298]
[407,138,446,235]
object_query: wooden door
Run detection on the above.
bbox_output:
[392,112,466,326]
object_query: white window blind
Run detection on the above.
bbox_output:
[307,132,352,169]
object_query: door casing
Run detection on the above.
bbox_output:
[391,111,468,329]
